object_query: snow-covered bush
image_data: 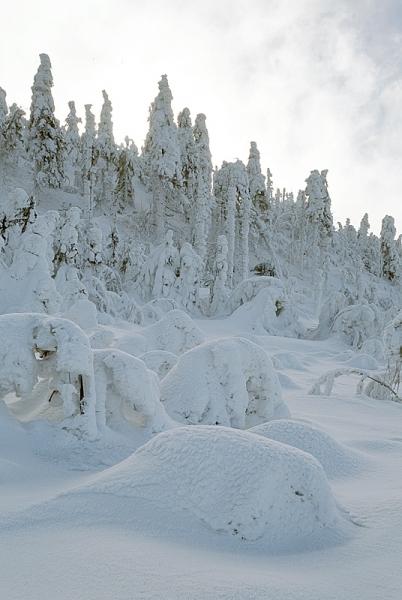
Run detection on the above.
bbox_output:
[227,276,283,313]
[143,309,205,354]
[332,303,380,348]
[0,313,97,437]
[79,426,344,545]
[228,284,305,338]
[93,349,172,432]
[161,337,288,428]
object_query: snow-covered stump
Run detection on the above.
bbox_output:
[161,337,289,427]
[93,349,172,432]
[0,313,97,438]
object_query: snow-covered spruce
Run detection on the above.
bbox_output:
[160,337,288,427]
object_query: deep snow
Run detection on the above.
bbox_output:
[1,316,402,599]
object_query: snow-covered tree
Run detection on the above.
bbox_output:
[305,169,333,242]
[192,113,212,261]
[380,215,399,281]
[213,160,251,286]
[64,100,81,189]
[247,141,267,213]
[209,234,229,313]
[142,75,182,239]
[177,107,197,207]
[115,136,139,210]
[0,87,8,134]
[95,90,117,212]
[1,103,26,156]
[28,53,65,188]
[81,104,97,216]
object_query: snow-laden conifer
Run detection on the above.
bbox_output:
[28,54,65,188]
[143,75,182,239]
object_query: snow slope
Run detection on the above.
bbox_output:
[1,318,402,599]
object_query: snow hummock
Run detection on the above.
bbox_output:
[250,419,364,478]
[67,426,346,547]
[143,309,205,354]
[161,337,289,427]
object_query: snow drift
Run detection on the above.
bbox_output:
[250,420,363,478]
[73,426,346,546]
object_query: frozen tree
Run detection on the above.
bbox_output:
[115,136,139,210]
[305,169,333,242]
[136,230,180,301]
[192,113,213,261]
[380,215,399,281]
[64,100,81,189]
[266,168,274,208]
[247,141,267,213]
[55,207,82,266]
[213,160,251,286]
[175,242,201,312]
[177,107,197,208]
[0,87,8,148]
[95,90,117,212]
[81,104,97,216]
[209,234,229,313]
[143,75,182,239]
[1,103,26,157]
[28,53,65,188]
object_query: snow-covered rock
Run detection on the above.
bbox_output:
[161,337,288,427]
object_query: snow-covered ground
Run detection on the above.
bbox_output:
[1,315,402,600]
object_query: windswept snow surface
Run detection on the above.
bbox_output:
[1,318,402,599]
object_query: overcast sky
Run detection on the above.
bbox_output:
[1,0,401,233]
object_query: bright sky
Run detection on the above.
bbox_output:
[1,0,401,233]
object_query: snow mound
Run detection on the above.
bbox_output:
[250,420,363,478]
[227,276,282,312]
[139,350,178,379]
[272,351,305,370]
[161,337,289,428]
[343,353,378,370]
[79,426,345,546]
[228,285,305,338]
[332,304,380,348]
[93,349,173,432]
[143,309,205,354]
